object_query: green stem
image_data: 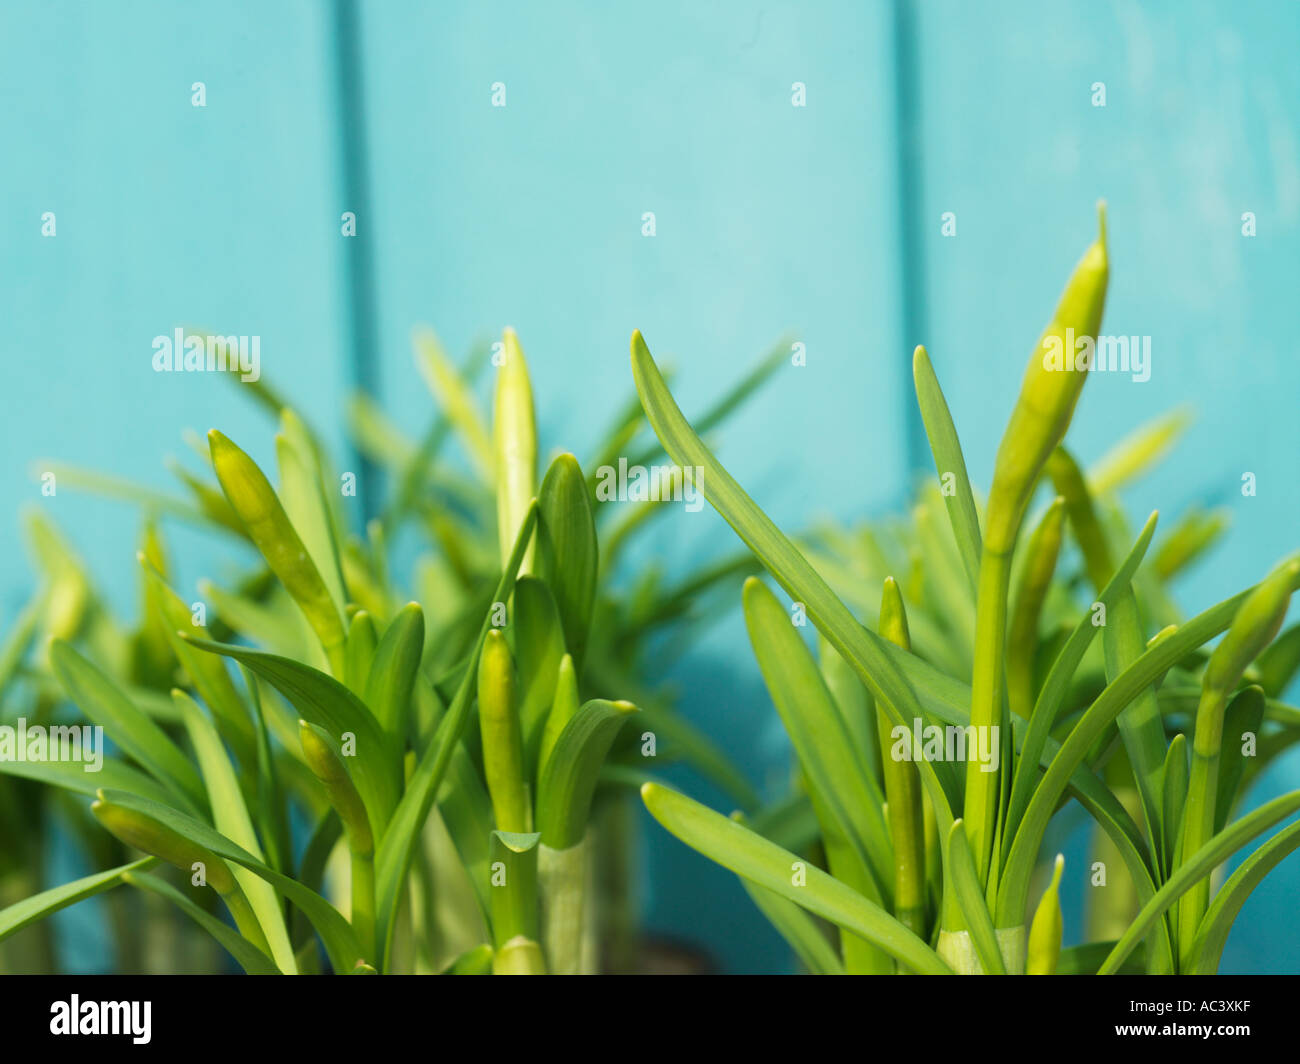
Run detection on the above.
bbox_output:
[965,547,1013,886]
[1006,499,1065,720]
[875,578,926,939]
[539,838,589,975]
[877,738,926,939]
[351,850,376,965]
[493,936,547,974]
[937,926,1026,975]
[1177,686,1227,964]
[489,832,545,974]
[825,836,894,973]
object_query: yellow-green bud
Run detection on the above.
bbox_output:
[478,629,529,833]
[208,430,346,673]
[91,794,237,895]
[494,327,538,573]
[1026,854,1064,975]
[986,205,1109,554]
[878,576,911,652]
[298,720,373,856]
[1204,559,1299,696]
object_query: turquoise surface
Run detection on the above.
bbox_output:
[2,1,1296,972]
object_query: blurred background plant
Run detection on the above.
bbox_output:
[0,327,778,974]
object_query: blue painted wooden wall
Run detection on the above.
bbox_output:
[2,0,1296,973]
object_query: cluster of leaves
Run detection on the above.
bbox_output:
[0,326,780,974]
[629,206,1300,975]
[800,411,1300,947]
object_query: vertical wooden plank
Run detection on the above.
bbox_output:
[0,0,349,609]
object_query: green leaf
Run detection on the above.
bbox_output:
[181,636,401,833]
[740,878,845,976]
[535,453,599,669]
[1003,510,1156,851]
[512,576,566,774]
[142,561,258,769]
[347,393,416,468]
[1104,585,1169,858]
[912,345,981,591]
[297,810,342,894]
[0,591,42,695]
[1187,818,1300,974]
[276,410,347,616]
[0,754,185,809]
[1161,734,1189,879]
[436,747,495,916]
[344,610,378,697]
[1087,407,1191,496]
[1214,686,1266,833]
[1152,506,1227,582]
[50,640,207,813]
[122,870,279,975]
[819,637,880,783]
[1056,941,1146,975]
[0,858,156,943]
[630,331,953,837]
[536,699,638,850]
[1098,789,1300,974]
[364,602,425,739]
[864,621,1158,936]
[1255,624,1300,697]
[200,577,321,665]
[537,653,579,781]
[641,782,951,975]
[33,462,230,534]
[911,495,976,667]
[166,459,248,537]
[98,788,363,972]
[743,576,892,903]
[997,568,1281,927]
[621,335,788,473]
[413,326,494,482]
[243,666,292,875]
[179,690,298,974]
[1006,498,1066,720]
[1050,446,1168,871]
